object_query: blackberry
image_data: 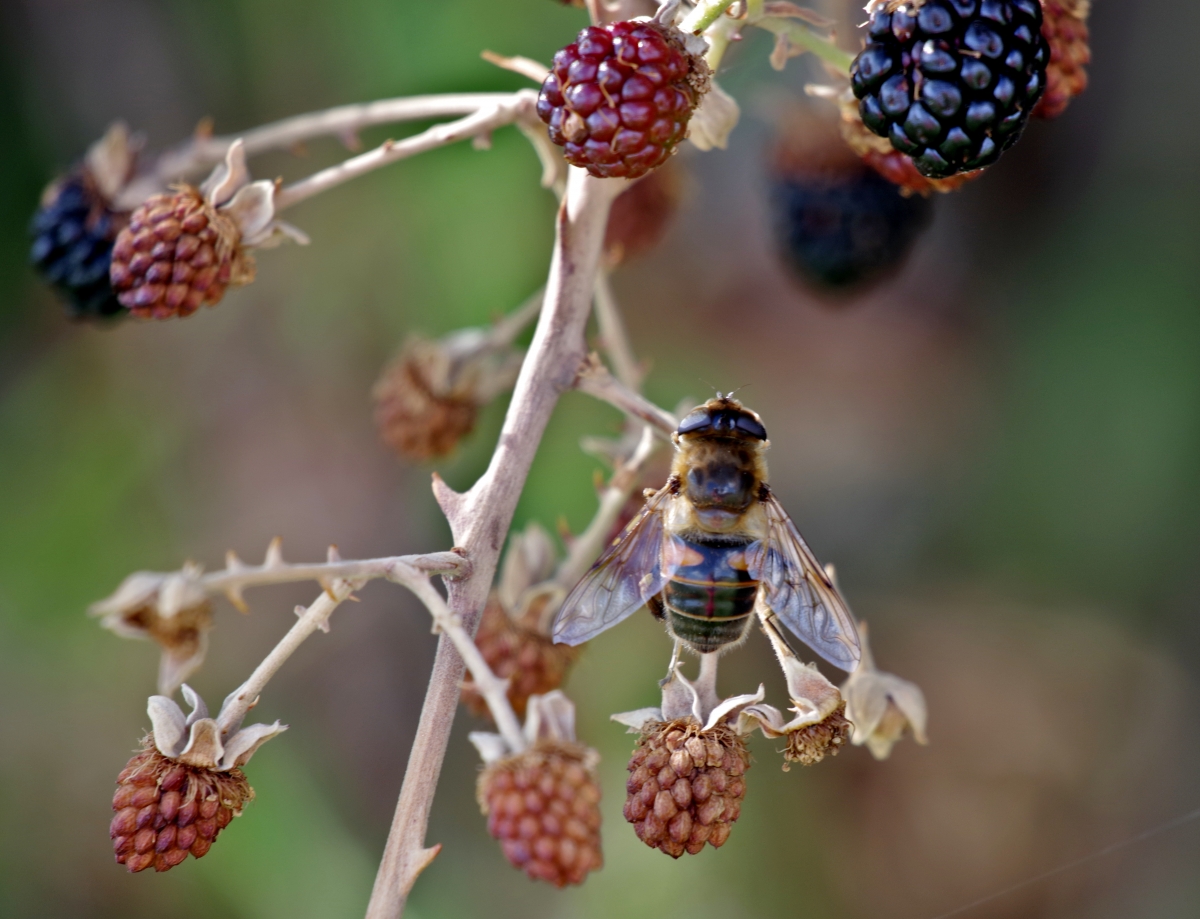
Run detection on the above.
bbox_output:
[29,174,126,320]
[851,0,1049,179]
[536,20,709,179]
[770,144,932,291]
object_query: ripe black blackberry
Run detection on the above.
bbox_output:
[850,0,1049,179]
[29,174,126,320]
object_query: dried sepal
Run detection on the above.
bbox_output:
[91,565,214,696]
[688,80,740,152]
[840,621,927,759]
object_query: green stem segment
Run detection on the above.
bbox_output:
[752,17,856,75]
[680,0,738,34]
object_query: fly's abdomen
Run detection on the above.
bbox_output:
[662,537,758,653]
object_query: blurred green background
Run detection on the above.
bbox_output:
[3,1,1200,917]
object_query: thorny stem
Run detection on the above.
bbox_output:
[203,542,467,612]
[574,353,679,437]
[153,93,525,180]
[208,550,467,735]
[276,92,539,211]
[366,167,624,919]
[391,565,526,753]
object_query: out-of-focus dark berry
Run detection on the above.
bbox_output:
[850,0,1049,178]
[769,116,933,291]
[29,174,127,320]
[537,20,710,179]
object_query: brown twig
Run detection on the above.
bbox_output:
[364,166,626,919]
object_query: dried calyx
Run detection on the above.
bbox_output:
[110,686,286,873]
[473,692,603,887]
[462,523,578,719]
[110,140,307,319]
[741,612,854,769]
[840,620,927,759]
[90,564,213,696]
[374,324,525,461]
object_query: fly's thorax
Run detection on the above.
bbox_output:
[667,439,768,532]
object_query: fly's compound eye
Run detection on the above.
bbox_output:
[677,409,712,436]
[735,414,767,440]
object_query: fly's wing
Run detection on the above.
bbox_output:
[551,487,675,646]
[750,492,861,670]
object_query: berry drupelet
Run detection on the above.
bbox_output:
[29,173,126,320]
[851,0,1049,179]
[537,20,709,179]
[1034,0,1090,119]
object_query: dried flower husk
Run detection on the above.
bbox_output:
[477,739,603,886]
[624,718,751,857]
[841,621,928,760]
[90,566,213,696]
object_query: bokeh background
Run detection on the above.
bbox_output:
[3,0,1200,917]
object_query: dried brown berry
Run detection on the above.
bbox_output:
[603,161,682,266]
[110,187,252,319]
[462,594,579,720]
[477,740,603,887]
[623,718,750,858]
[111,736,253,873]
[780,702,852,769]
[1033,0,1090,119]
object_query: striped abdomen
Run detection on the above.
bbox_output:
[660,536,758,653]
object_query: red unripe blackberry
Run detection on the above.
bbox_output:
[477,741,603,887]
[110,738,253,873]
[536,20,710,180]
[110,187,251,320]
[623,718,750,858]
[1033,0,1090,119]
[851,0,1050,178]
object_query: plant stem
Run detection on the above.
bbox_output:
[593,271,643,390]
[680,0,738,34]
[752,17,855,73]
[574,353,678,437]
[365,167,624,919]
[153,93,525,180]
[276,93,539,211]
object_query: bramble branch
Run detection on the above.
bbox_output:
[276,92,540,210]
[574,353,679,437]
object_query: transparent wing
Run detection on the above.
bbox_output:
[750,492,861,670]
[551,487,676,646]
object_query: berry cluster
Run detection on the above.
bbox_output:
[477,741,603,887]
[110,188,247,320]
[29,174,126,320]
[537,20,708,179]
[851,0,1049,178]
[110,740,252,873]
[624,719,750,857]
